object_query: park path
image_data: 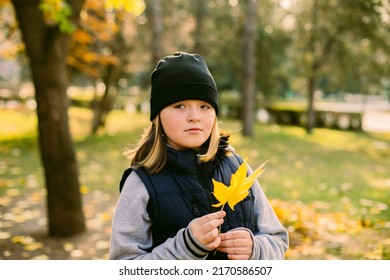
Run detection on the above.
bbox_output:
[363,111,390,132]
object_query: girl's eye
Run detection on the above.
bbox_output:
[173,104,186,109]
[200,104,211,110]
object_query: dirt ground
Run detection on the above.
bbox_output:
[0,187,115,260]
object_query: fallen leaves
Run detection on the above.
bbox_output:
[0,231,11,240]
[0,186,114,260]
[11,235,43,251]
[1,156,388,260]
[272,199,390,260]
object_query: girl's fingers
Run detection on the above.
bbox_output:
[202,217,224,231]
[226,254,249,260]
[189,211,226,248]
[202,211,226,222]
[217,230,253,259]
[205,235,221,250]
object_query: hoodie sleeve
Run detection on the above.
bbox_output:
[109,171,212,260]
[246,164,289,260]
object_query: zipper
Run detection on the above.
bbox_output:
[196,162,215,211]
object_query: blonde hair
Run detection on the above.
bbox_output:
[123,115,229,175]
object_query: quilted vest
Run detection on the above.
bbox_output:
[119,147,256,259]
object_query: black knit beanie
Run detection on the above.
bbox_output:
[149,52,219,121]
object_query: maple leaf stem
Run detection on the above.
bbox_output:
[218,204,225,233]
[213,204,225,256]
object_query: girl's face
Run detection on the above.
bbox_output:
[159,100,216,150]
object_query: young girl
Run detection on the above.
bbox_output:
[109,52,288,260]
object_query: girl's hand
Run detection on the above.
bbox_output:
[189,211,226,250]
[218,229,253,260]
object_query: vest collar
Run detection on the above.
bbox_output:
[165,137,231,178]
[166,146,199,175]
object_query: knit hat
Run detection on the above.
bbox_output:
[149,52,219,121]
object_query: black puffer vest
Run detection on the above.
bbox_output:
[119,147,256,259]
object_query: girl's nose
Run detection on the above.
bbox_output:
[187,108,201,122]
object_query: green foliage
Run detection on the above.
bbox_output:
[38,0,145,34]
[286,0,390,95]
[4,0,390,99]
[39,0,75,33]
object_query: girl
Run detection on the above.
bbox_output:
[109,52,288,260]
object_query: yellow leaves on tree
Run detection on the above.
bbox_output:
[104,0,145,16]
[212,159,268,211]
[39,0,146,33]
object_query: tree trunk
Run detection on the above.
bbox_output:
[242,0,258,137]
[12,0,86,236]
[149,0,164,67]
[91,65,118,135]
[91,15,131,135]
[305,0,318,134]
[306,75,316,134]
[193,0,207,55]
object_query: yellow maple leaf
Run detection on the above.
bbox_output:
[212,159,268,211]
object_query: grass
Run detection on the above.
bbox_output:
[0,108,390,219]
[2,107,389,218]
[0,108,148,194]
[221,121,390,224]
[1,107,390,259]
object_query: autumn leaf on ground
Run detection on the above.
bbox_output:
[11,235,44,251]
[212,159,268,210]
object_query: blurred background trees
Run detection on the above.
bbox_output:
[1,0,389,237]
